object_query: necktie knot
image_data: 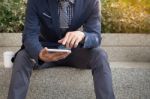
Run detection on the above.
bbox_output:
[60,1,69,10]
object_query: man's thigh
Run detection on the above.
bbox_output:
[35,48,108,69]
[63,48,108,69]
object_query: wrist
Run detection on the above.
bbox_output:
[81,32,86,44]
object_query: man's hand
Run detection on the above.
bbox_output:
[39,47,71,62]
[58,31,85,48]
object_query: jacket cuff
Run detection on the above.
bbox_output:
[82,32,101,48]
[25,45,43,64]
[34,46,43,64]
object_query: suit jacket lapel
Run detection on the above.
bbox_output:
[70,0,83,30]
[48,0,59,32]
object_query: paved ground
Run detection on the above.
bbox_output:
[0,62,150,99]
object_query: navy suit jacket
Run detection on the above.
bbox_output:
[22,0,101,63]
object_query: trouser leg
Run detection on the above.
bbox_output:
[90,48,115,99]
[7,50,34,99]
[65,48,115,99]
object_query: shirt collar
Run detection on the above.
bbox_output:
[69,0,75,4]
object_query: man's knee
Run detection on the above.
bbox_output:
[14,50,30,62]
[90,48,108,60]
[13,50,33,71]
[89,48,109,69]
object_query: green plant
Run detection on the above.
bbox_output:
[0,0,150,33]
[101,0,150,33]
[0,0,26,33]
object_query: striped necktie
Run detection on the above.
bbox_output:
[59,1,70,29]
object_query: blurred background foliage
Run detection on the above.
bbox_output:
[0,0,149,33]
[101,0,150,33]
[0,0,26,32]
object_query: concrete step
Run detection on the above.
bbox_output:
[1,33,150,47]
[0,46,150,63]
[0,47,19,62]
[0,62,150,99]
[0,33,150,62]
[0,33,21,47]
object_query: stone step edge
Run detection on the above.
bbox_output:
[1,33,150,47]
[0,62,150,69]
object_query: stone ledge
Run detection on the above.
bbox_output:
[0,47,19,62]
[1,62,150,69]
[0,33,150,62]
[104,46,150,62]
[0,33,150,47]
[102,33,150,47]
[0,62,150,99]
[1,46,150,62]
[0,33,21,47]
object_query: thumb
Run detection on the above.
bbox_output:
[42,47,48,55]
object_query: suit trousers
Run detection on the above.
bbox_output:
[7,48,115,99]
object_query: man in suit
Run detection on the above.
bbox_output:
[7,0,115,99]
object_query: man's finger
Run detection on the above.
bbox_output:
[62,33,70,45]
[46,52,68,59]
[74,39,80,48]
[53,53,69,61]
[66,33,75,48]
[47,53,65,61]
[70,37,77,48]
[41,47,48,56]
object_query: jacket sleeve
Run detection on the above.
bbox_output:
[83,0,101,48]
[22,0,43,63]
